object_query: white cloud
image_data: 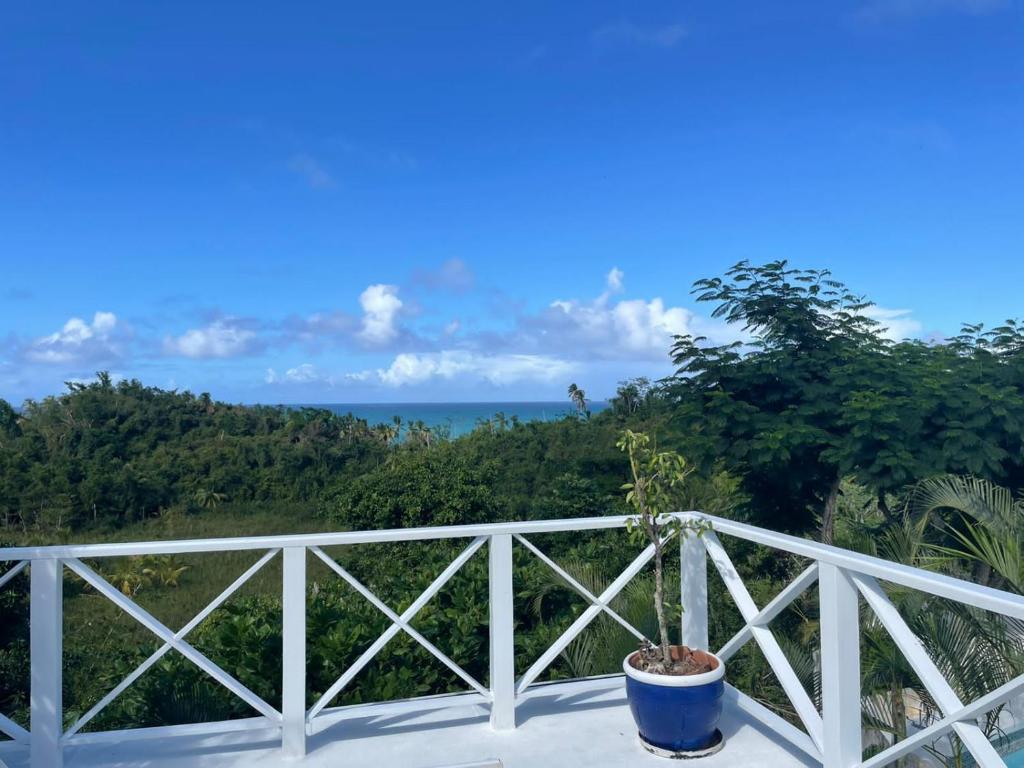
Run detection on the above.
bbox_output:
[288,153,334,188]
[361,351,573,387]
[863,306,923,342]
[266,363,321,384]
[164,319,259,359]
[524,271,715,361]
[606,267,624,294]
[358,284,403,345]
[25,311,121,364]
[596,266,626,305]
[593,21,687,49]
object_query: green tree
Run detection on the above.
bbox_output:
[668,261,886,539]
[567,383,589,419]
[668,261,1024,540]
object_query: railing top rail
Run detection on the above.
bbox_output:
[4,510,1024,621]
[699,513,1024,621]
[0,514,639,561]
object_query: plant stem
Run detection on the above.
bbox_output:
[653,537,671,665]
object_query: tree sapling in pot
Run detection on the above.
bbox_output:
[618,430,725,757]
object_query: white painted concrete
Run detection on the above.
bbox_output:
[0,678,818,768]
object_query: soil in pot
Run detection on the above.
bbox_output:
[629,643,716,677]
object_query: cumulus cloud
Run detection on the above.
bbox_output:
[282,282,419,352]
[288,153,334,188]
[24,311,121,364]
[592,21,687,49]
[863,306,923,342]
[164,319,260,358]
[358,284,403,345]
[357,351,573,387]
[509,269,727,362]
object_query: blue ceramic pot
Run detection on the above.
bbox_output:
[623,647,725,754]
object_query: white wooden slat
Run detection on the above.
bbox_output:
[515,532,675,695]
[65,549,280,738]
[310,546,489,699]
[281,546,307,759]
[718,563,819,662]
[306,537,487,720]
[704,532,825,753]
[0,709,29,742]
[514,534,648,643]
[0,516,641,561]
[65,558,281,723]
[0,560,27,590]
[30,557,63,768]
[488,534,516,730]
[854,573,1006,768]
[819,563,861,768]
[680,531,708,650]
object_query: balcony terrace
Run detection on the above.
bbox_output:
[2,513,1023,768]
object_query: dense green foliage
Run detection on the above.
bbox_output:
[0,374,390,532]
[667,261,1024,539]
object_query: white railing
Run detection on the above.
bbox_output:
[2,512,1024,768]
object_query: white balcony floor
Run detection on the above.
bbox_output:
[0,677,819,768]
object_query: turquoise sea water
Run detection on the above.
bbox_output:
[302,401,607,438]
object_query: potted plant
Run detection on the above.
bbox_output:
[618,430,724,758]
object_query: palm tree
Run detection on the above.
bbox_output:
[141,555,190,588]
[193,488,226,509]
[912,475,1024,592]
[567,383,589,419]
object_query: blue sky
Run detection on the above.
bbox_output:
[1,1,1022,404]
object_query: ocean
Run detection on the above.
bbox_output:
[306,401,608,438]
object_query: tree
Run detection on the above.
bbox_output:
[668,261,886,539]
[0,399,20,442]
[667,261,1024,540]
[609,378,652,417]
[567,383,589,419]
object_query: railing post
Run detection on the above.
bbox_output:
[282,546,306,760]
[30,558,63,768]
[488,534,515,730]
[680,523,708,650]
[819,563,861,768]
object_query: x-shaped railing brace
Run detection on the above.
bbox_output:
[514,532,671,696]
[306,537,489,722]
[64,552,282,737]
[0,561,30,742]
[703,532,825,754]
